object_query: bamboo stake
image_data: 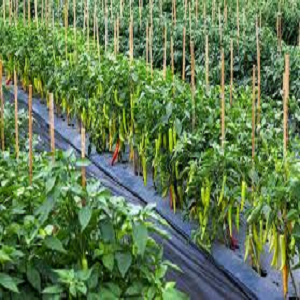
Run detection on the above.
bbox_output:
[28,0,30,25]
[139,0,142,28]
[236,0,240,45]
[146,22,149,66]
[212,0,215,24]
[173,0,176,26]
[9,0,11,25]
[15,0,18,25]
[14,69,19,159]
[96,15,100,59]
[86,0,89,52]
[171,32,174,77]
[81,124,86,188]
[218,5,222,46]
[105,0,108,52]
[110,0,112,20]
[117,16,120,54]
[182,26,186,81]
[230,38,233,105]
[149,23,153,78]
[129,16,133,62]
[205,35,209,93]
[195,0,198,22]
[163,25,167,79]
[65,0,69,58]
[0,61,4,151]
[23,0,25,25]
[73,0,77,46]
[114,18,117,55]
[34,0,38,27]
[28,85,33,185]
[49,93,55,159]
[3,0,6,23]
[188,1,191,38]
[282,54,290,299]
[256,17,261,128]
[93,1,97,44]
[252,65,256,160]
[299,22,300,47]
[283,54,289,157]
[203,0,206,24]
[221,49,225,148]
[190,41,196,131]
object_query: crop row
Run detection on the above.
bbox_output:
[1,17,300,297]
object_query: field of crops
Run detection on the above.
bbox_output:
[0,0,300,299]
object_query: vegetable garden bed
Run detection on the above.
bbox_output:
[1,0,300,299]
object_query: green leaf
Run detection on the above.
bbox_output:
[100,221,115,243]
[103,254,114,271]
[163,286,188,300]
[115,252,132,278]
[0,273,19,293]
[287,209,298,222]
[43,285,64,294]
[44,236,67,254]
[46,177,56,194]
[133,223,148,256]
[79,207,92,232]
[27,265,41,292]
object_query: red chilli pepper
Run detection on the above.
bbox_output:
[111,139,120,166]
[5,78,11,85]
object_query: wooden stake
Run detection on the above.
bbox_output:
[28,0,30,25]
[139,0,142,28]
[129,16,133,62]
[171,32,174,76]
[256,17,261,127]
[282,54,290,299]
[212,0,215,24]
[163,25,167,79]
[14,0,18,25]
[9,0,11,25]
[172,0,176,26]
[105,0,108,52]
[49,93,55,159]
[146,22,149,66]
[28,85,33,185]
[218,5,222,45]
[86,0,89,52]
[182,26,186,80]
[205,35,209,93]
[150,24,153,78]
[65,0,69,58]
[236,0,240,45]
[34,0,38,27]
[190,41,196,131]
[221,49,225,148]
[14,69,19,159]
[252,65,256,160]
[3,0,6,23]
[0,61,4,151]
[73,0,77,48]
[195,0,198,22]
[96,15,100,59]
[230,38,233,105]
[81,124,86,188]
[23,0,26,25]
[283,54,289,157]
